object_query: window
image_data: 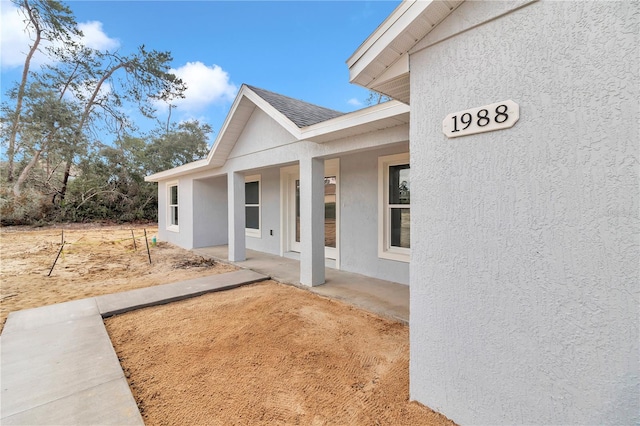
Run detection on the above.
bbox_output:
[378,153,410,262]
[167,182,179,231]
[245,175,261,237]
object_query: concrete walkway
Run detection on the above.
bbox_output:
[194,246,409,324]
[0,269,268,425]
[1,249,409,425]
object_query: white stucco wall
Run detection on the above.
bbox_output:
[153,88,414,285]
[193,176,228,248]
[157,180,167,238]
[340,144,410,285]
[228,108,297,159]
[245,167,281,255]
[158,179,195,250]
[409,1,639,425]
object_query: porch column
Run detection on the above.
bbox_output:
[299,157,325,286]
[228,171,246,262]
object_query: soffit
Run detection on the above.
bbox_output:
[371,74,411,104]
[347,0,464,103]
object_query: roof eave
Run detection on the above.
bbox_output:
[347,0,464,101]
[146,85,307,182]
[145,158,209,182]
[346,0,414,70]
[206,85,255,164]
[302,100,410,143]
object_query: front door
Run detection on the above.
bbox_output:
[284,159,339,260]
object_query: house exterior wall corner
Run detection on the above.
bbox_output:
[408,1,640,424]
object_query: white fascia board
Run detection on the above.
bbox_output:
[206,84,303,167]
[147,85,307,183]
[145,101,410,182]
[301,100,410,141]
[145,159,208,182]
[347,0,433,85]
[346,0,415,69]
[206,85,254,164]
[207,86,302,163]
[207,85,302,164]
[147,85,253,182]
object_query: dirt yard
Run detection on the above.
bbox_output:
[1,224,453,425]
[106,281,454,426]
[0,224,236,332]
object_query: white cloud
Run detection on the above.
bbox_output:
[347,98,362,107]
[1,2,42,69]
[78,21,119,51]
[1,2,119,70]
[165,62,237,112]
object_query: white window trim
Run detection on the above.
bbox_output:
[167,181,179,233]
[378,153,410,262]
[280,165,298,256]
[245,174,261,238]
[324,158,340,264]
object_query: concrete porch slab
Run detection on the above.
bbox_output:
[317,268,409,324]
[193,245,409,324]
[194,246,300,284]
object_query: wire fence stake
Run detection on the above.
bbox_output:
[144,229,152,264]
[131,229,137,251]
[48,242,65,277]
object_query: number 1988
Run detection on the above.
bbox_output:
[451,104,509,133]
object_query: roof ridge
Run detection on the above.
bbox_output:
[245,84,345,128]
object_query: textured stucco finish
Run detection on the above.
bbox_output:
[409,1,639,425]
[158,179,194,249]
[227,107,297,159]
[340,145,410,285]
[156,103,411,284]
[245,167,281,255]
[193,176,227,249]
[299,157,326,286]
[240,147,411,285]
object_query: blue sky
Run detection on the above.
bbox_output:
[1,1,399,144]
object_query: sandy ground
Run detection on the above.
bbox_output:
[106,281,455,426]
[0,224,236,332]
[2,224,453,425]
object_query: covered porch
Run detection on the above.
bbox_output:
[193,245,409,324]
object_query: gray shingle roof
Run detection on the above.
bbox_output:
[246,85,345,128]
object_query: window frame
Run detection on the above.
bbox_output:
[378,153,410,262]
[245,174,261,238]
[167,181,179,232]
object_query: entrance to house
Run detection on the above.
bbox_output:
[283,159,339,260]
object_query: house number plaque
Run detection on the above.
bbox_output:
[442,100,519,138]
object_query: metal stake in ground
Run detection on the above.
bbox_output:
[131,229,137,251]
[48,242,65,277]
[144,229,152,264]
